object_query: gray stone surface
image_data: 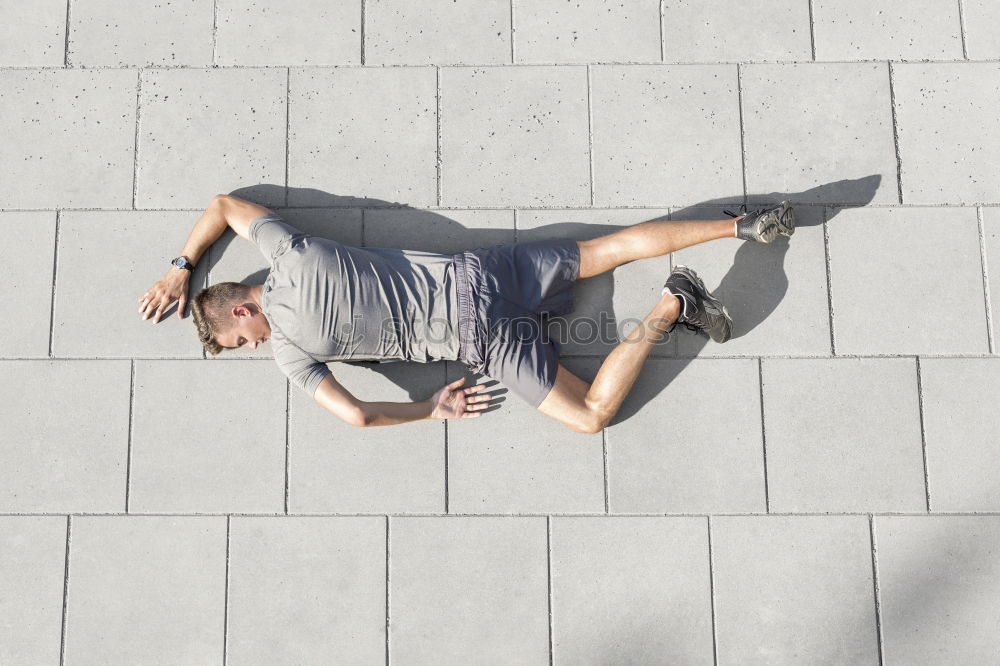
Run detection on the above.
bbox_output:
[827,206,988,355]
[551,517,713,664]
[517,208,674,358]
[876,516,1000,663]
[607,359,765,513]
[288,361,446,514]
[673,206,831,357]
[0,517,66,665]
[0,0,66,66]
[227,516,385,662]
[762,358,927,513]
[68,0,214,67]
[0,361,130,512]
[136,68,286,209]
[661,0,811,62]
[742,63,898,205]
[445,360,605,513]
[364,208,515,253]
[0,69,137,209]
[54,210,208,359]
[130,360,286,513]
[920,358,1000,511]
[963,0,1000,59]
[366,0,511,65]
[812,0,963,61]
[591,65,742,207]
[439,66,590,207]
[288,67,437,208]
[894,63,1000,204]
[390,517,549,664]
[216,0,360,65]
[1,212,55,358]
[514,0,661,64]
[64,516,227,664]
[713,515,879,665]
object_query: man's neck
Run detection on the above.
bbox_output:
[249,284,265,308]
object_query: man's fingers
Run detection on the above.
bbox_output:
[461,410,482,418]
[152,297,170,323]
[448,376,467,389]
[177,296,188,319]
[463,384,486,394]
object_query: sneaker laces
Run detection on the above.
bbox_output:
[723,204,748,219]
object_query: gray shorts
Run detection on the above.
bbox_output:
[452,238,581,408]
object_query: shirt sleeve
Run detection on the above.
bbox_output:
[270,332,332,397]
[249,213,308,265]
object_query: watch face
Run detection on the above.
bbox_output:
[173,258,184,268]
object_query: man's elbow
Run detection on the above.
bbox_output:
[344,406,371,428]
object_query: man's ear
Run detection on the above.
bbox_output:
[231,304,251,318]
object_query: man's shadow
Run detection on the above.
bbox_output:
[219,176,880,421]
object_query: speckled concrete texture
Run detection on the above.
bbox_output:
[1,1,999,663]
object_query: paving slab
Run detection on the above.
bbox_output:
[54,210,209,358]
[366,0,511,65]
[591,64,742,207]
[288,361,446,514]
[439,66,590,207]
[227,516,385,662]
[762,358,926,513]
[68,0,214,67]
[875,516,1000,663]
[661,0,811,63]
[64,516,227,664]
[673,206,831,357]
[551,517,714,664]
[513,0,661,64]
[812,0,963,61]
[982,207,1000,349]
[445,359,605,513]
[826,206,987,355]
[1,212,55,358]
[288,67,437,208]
[0,516,67,665]
[0,68,137,209]
[0,0,66,66]
[216,0,360,65]
[136,68,286,209]
[713,515,879,665]
[390,516,549,664]
[920,358,1000,511]
[606,359,766,513]
[894,63,1000,205]
[364,208,515,253]
[130,360,286,513]
[551,516,712,664]
[518,208,675,358]
[963,0,1000,59]
[741,63,897,206]
[0,361,129,513]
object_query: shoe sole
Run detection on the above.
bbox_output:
[671,266,733,343]
[760,201,796,242]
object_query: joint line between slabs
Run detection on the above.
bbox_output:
[915,358,932,513]
[869,515,886,665]
[64,0,72,67]
[360,0,366,66]
[758,358,769,513]
[736,64,748,205]
[284,68,291,207]
[707,516,720,666]
[958,0,969,60]
[807,0,817,61]
[977,207,995,353]
[587,64,595,207]
[602,427,609,514]
[132,70,142,209]
[49,211,61,359]
[212,0,219,66]
[659,0,665,62]
[126,360,135,513]
[822,208,837,356]
[546,516,554,666]
[223,516,231,666]
[510,0,516,64]
[59,516,71,666]
[284,379,291,515]
[436,66,442,207]
[385,516,391,665]
[888,61,904,204]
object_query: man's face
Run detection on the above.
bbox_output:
[215,304,272,350]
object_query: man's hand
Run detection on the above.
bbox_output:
[429,376,492,419]
[138,267,191,323]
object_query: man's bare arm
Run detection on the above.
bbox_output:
[314,374,492,427]
[138,194,271,322]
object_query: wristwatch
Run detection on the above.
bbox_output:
[171,256,195,271]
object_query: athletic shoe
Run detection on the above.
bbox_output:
[661,266,733,343]
[724,200,796,243]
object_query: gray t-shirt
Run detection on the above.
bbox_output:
[250,213,461,396]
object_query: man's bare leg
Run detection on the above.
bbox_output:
[537,292,680,433]
[577,218,737,279]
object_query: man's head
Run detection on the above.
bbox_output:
[190,282,271,354]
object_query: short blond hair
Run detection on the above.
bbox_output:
[190,282,253,355]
